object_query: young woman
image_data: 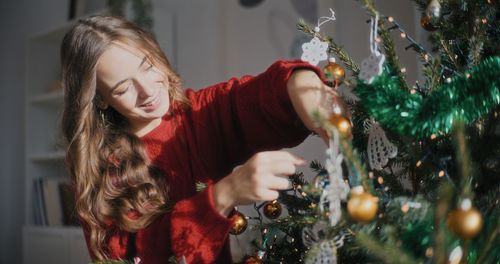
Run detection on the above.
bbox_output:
[61,15,337,263]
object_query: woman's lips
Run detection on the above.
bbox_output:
[140,94,161,112]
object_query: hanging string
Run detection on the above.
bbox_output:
[315,8,336,32]
[369,13,380,56]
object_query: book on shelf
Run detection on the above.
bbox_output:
[33,177,80,226]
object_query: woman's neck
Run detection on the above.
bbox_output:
[132,117,162,137]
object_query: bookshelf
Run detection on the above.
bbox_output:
[23,20,91,264]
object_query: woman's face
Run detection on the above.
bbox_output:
[96,42,170,135]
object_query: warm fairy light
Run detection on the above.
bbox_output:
[438,170,445,177]
[430,134,437,140]
[424,54,430,61]
[446,77,452,83]
[388,16,394,22]
[482,18,487,24]
[401,203,410,213]
[410,89,416,94]
[401,67,407,73]
[384,186,390,191]
[378,213,384,218]
[377,176,384,184]
[291,238,295,242]
[301,192,307,196]
[375,37,382,43]
[400,32,407,38]
[465,73,471,78]
[426,247,434,257]
[369,171,374,179]
[310,203,317,208]
[263,229,268,234]
[416,160,422,167]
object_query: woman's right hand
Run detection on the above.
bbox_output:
[212,151,306,216]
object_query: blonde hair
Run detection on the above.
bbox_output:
[60,15,188,260]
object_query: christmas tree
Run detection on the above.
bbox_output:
[235,1,500,263]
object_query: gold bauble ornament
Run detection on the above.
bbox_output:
[230,211,248,235]
[328,113,352,138]
[420,15,438,31]
[347,187,379,222]
[447,199,483,239]
[263,200,282,219]
[244,256,263,264]
[323,59,345,83]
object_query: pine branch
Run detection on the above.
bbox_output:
[356,232,419,264]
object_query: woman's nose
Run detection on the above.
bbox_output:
[134,76,155,98]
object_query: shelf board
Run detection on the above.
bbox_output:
[29,91,64,106]
[29,151,65,162]
[23,225,83,236]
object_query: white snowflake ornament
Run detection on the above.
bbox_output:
[301,36,329,66]
[359,13,386,84]
[359,52,385,83]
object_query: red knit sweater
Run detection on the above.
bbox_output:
[82,60,323,263]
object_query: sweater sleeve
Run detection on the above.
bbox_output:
[186,60,325,176]
[82,184,234,263]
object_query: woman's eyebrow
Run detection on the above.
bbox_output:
[111,56,148,90]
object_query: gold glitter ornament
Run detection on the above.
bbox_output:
[230,211,248,235]
[420,15,438,31]
[263,200,282,219]
[323,59,346,83]
[347,187,379,222]
[328,113,352,138]
[447,199,483,239]
[244,256,263,264]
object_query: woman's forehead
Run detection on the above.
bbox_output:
[95,43,146,87]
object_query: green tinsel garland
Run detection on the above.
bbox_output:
[356,56,500,139]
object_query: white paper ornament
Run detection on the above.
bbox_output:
[359,53,385,83]
[319,129,350,226]
[359,13,386,84]
[302,221,328,247]
[301,37,329,66]
[307,240,337,264]
[365,119,398,170]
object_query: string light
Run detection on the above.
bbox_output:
[401,67,407,73]
[377,176,384,184]
[416,160,422,167]
[401,203,410,213]
[438,170,445,177]
[430,134,437,140]
[426,247,434,257]
[400,32,407,38]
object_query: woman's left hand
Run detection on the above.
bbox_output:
[287,69,350,143]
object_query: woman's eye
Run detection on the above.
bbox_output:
[115,86,129,96]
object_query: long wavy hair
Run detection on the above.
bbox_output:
[60,15,188,260]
